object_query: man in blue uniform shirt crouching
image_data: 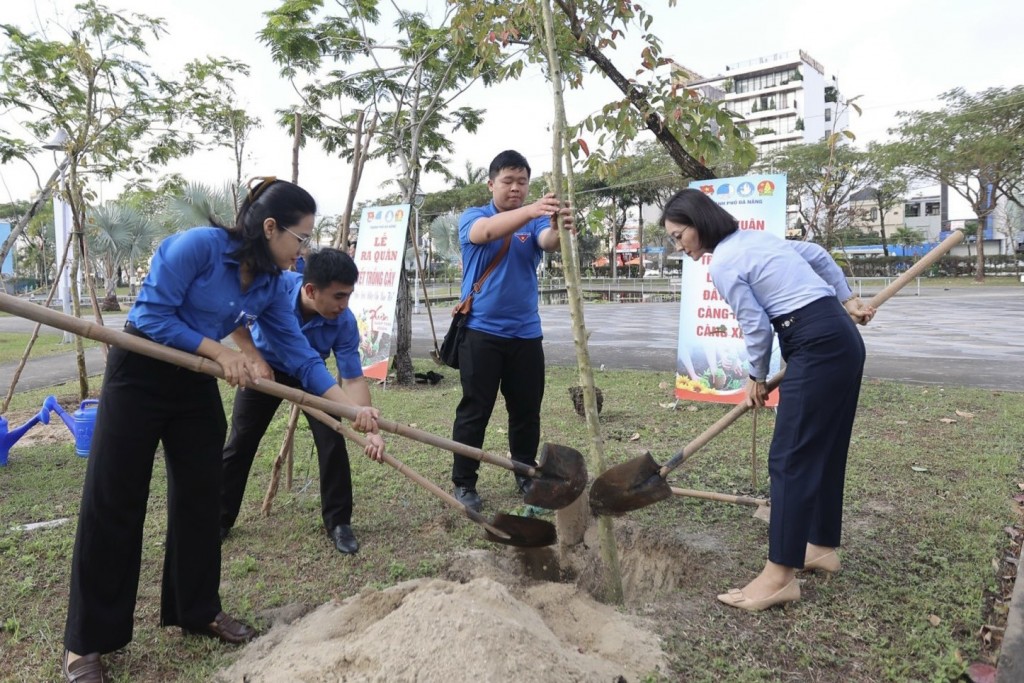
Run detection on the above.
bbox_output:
[219,248,383,554]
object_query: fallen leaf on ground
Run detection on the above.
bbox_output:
[966,662,997,683]
[911,466,929,473]
[686,405,698,412]
[658,402,676,410]
[628,432,641,442]
[658,381,669,390]
[955,410,975,418]
[928,614,941,627]
[895,420,909,425]
[939,418,957,424]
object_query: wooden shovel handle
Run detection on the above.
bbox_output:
[298,403,511,540]
[0,292,535,478]
[865,230,964,309]
[670,487,768,508]
[658,372,784,477]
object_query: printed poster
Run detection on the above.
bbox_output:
[675,175,787,405]
[0,222,12,274]
[351,204,410,380]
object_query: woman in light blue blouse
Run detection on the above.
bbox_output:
[663,188,875,613]
[61,178,381,683]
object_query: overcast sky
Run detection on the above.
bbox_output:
[1,0,1021,220]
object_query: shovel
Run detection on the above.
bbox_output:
[0,294,588,511]
[589,230,966,515]
[297,403,556,547]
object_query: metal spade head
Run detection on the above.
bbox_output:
[588,451,673,515]
[484,513,557,547]
[521,442,588,510]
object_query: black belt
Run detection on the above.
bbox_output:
[771,314,797,334]
[123,322,152,341]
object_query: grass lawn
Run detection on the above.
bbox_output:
[0,333,100,365]
[0,365,1021,681]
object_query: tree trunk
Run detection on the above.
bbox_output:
[877,200,890,258]
[335,112,374,252]
[637,204,645,276]
[974,219,986,282]
[392,268,414,384]
[0,234,75,413]
[540,0,623,604]
[291,113,302,184]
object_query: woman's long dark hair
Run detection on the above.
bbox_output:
[661,188,739,252]
[215,177,317,275]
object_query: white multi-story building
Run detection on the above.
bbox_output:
[679,50,849,157]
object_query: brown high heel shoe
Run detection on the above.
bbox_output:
[717,579,800,612]
[803,549,841,573]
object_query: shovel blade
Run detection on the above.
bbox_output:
[521,442,588,510]
[484,513,557,547]
[589,451,672,515]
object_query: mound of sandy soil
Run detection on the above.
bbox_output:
[216,551,667,683]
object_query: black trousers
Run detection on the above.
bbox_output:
[64,346,227,655]
[768,296,865,568]
[451,328,544,488]
[220,370,353,531]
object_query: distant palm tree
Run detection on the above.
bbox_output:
[428,213,461,273]
[892,226,925,251]
[88,204,157,309]
[165,182,237,231]
[450,160,487,188]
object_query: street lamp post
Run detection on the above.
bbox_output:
[43,130,73,343]
[413,192,426,314]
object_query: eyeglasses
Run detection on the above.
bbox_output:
[282,225,313,247]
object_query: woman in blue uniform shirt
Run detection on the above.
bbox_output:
[663,188,875,613]
[61,178,382,682]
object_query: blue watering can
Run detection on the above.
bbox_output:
[0,403,51,467]
[45,396,99,458]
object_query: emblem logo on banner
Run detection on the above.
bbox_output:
[350,204,410,380]
[675,175,787,405]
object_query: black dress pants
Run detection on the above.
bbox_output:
[767,296,866,568]
[220,370,353,531]
[451,328,545,488]
[64,346,226,654]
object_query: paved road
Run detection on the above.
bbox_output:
[3,286,1023,392]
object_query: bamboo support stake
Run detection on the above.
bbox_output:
[751,407,758,490]
[262,403,302,515]
[1,232,76,412]
[539,0,623,603]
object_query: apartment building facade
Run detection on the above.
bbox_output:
[680,49,849,157]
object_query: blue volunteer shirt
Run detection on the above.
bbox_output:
[709,229,854,380]
[129,227,337,396]
[459,201,549,338]
[251,271,364,381]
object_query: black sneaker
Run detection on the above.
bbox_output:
[453,485,483,512]
[515,473,532,495]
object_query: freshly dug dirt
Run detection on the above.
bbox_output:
[216,549,668,683]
